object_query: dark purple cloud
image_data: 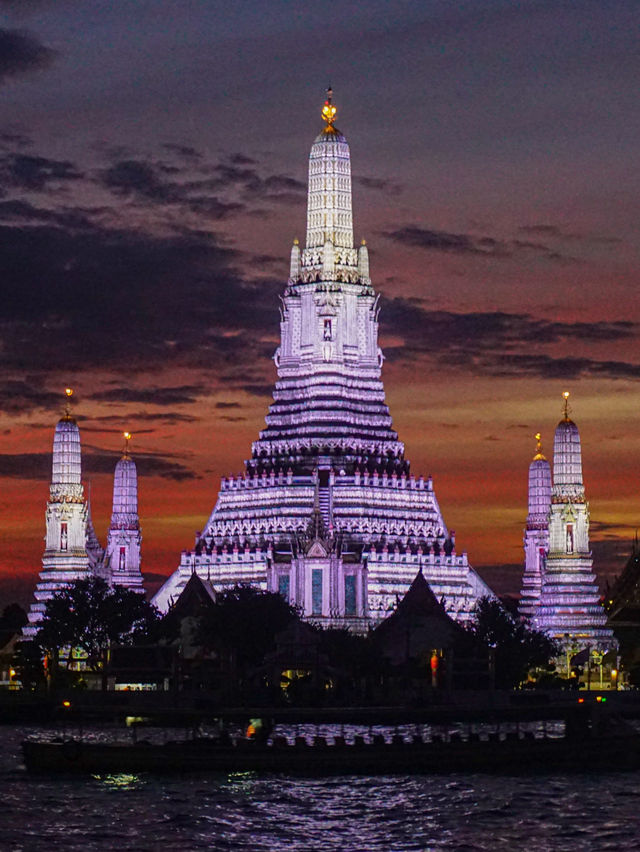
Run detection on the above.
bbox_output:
[90,412,200,424]
[90,386,206,406]
[381,298,640,380]
[0,28,54,82]
[0,153,82,190]
[382,225,576,262]
[0,380,62,414]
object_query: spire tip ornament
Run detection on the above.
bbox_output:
[321,86,337,127]
[562,390,571,421]
[123,431,132,457]
[533,431,546,461]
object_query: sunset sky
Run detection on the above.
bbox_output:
[1,0,639,606]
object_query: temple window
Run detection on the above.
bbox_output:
[119,546,126,571]
[312,569,323,615]
[278,573,290,602]
[344,575,356,615]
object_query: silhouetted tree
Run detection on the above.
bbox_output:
[0,603,27,633]
[197,585,299,668]
[466,596,559,688]
[35,577,161,672]
[11,639,47,690]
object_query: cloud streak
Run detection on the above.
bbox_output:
[90,385,206,406]
[382,225,576,262]
[0,449,197,481]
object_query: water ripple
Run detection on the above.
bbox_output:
[3,726,640,851]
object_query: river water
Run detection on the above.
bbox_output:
[2,725,640,851]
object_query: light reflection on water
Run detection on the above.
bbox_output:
[92,773,144,790]
[4,725,640,851]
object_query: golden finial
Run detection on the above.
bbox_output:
[533,431,546,460]
[63,387,74,419]
[321,86,337,126]
[361,238,367,246]
[562,390,571,421]
[123,431,132,457]
[293,237,299,246]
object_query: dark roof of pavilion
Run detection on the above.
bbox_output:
[374,569,461,637]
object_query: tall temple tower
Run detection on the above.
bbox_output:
[153,92,493,626]
[518,433,551,618]
[105,432,143,592]
[532,393,615,649]
[24,389,90,637]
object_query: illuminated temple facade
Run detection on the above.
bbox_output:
[24,398,143,638]
[154,94,493,628]
[519,395,615,650]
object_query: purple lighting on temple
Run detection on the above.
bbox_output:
[153,95,493,626]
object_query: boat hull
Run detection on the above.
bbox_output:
[21,736,640,775]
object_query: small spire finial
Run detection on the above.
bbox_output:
[123,431,132,457]
[533,431,546,460]
[562,390,571,421]
[322,86,337,126]
[64,387,74,418]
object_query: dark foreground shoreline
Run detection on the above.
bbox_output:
[2,687,639,726]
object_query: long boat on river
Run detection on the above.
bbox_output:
[21,727,640,775]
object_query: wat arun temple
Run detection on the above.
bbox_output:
[26,93,615,651]
[153,94,493,627]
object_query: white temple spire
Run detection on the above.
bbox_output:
[518,432,551,619]
[25,388,90,637]
[304,88,355,263]
[358,239,370,284]
[106,431,143,591]
[289,238,300,282]
[552,390,584,497]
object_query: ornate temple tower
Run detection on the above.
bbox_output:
[153,91,493,626]
[533,393,615,649]
[25,407,146,639]
[105,432,143,592]
[24,389,90,637]
[518,433,551,618]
